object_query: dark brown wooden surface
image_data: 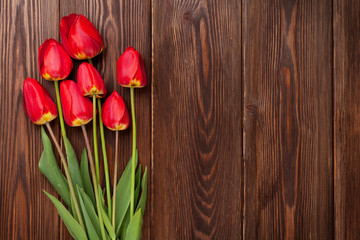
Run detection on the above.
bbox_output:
[0,0,360,239]
[243,0,334,239]
[152,0,242,239]
[334,1,360,239]
[0,0,60,239]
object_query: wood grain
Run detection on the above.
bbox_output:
[0,0,61,239]
[152,0,242,239]
[59,0,152,239]
[3,0,360,239]
[242,0,334,239]
[334,0,360,239]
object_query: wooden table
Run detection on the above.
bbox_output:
[0,0,359,239]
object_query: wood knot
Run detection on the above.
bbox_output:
[245,104,257,114]
[182,11,193,24]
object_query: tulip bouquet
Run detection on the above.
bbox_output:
[23,14,147,240]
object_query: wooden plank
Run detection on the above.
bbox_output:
[59,0,152,239]
[334,1,360,239]
[152,0,242,239]
[243,0,333,239]
[0,0,60,239]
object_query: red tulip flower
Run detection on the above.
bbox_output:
[60,14,104,60]
[23,77,58,125]
[77,62,106,98]
[60,80,93,126]
[102,91,130,131]
[38,39,73,81]
[117,47,147,88]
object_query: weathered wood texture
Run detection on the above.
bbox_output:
[152,0,242,239]
[1,0,360,239]
[0,0,60,239]
[334,0,360,239]
[243,0,334,239]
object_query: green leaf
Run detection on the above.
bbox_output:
[77,187,100,240]
[40,127,71,206]
[115,151,138,236]
[125,209,143,240]
[44,190,88,240]
[119,166,143,239]
[119,208,130,240]
[119,172,141,240]
[98,187,108,214]
[134,166,142,207]
[80,148,95,206]
[64,135,83,189]
[136,167,148,215]
[97,188,116,240]
[78,188,102,238]
[101,205,116,239]
[70,194,78,222]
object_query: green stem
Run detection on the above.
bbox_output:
[98,99,112,219]
[130,87,136,219]
[88,58,93,65]
[93,95,100,184]
[54,81,66,138]
[45,123,85,231]
[81,125,107,240]
[112,130,119,227]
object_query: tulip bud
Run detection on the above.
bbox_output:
[23,77,58,125]
[60,80,93,126]
[60,14,104,60]
[117,47,147,88]
[101,91,130,131]
[38,39,73,81]
[77,62,106,98]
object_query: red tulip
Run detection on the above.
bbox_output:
[60,80,93,126]
[101,91,130,131]
[60,14,104,60]
[117,47,147,88]
[77,62,106,98]
[38,39,73,81]
[23,77,58,125]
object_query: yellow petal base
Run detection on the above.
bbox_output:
[34,112,57,125]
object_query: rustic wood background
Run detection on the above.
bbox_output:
[0,0,359,239]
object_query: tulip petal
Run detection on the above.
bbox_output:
[23,78,57,125]
[68,22,101,59]
[77,15,104,48]
[42,43,62,77]
[77,62,106,97]
[60,14,78,58]
[117,48,138,85]
[60,81,74,126]
[60,80,93,126]
[60,14,103,59]
[117,47,147,88]
[39,39,73,81]
[38,40,51,75]
[101,91,130,131]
